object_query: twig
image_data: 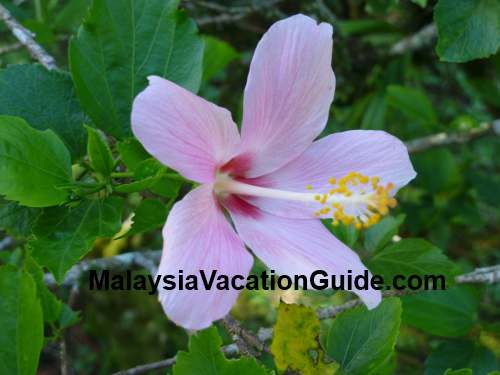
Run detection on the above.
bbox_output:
[111,344,238,375]
[196,0,284,26]
[0,42,22,55]
[0,3,57,69]
[220,315,270,356]
[405,120,500,153]
[389,23,437,56]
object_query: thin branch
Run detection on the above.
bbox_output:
[405,119,500,153]
[112,344,238,375]
[0,42,22,55]
[196,0,284,26]
[0,3,57,69]
[220,315,270,356]
[389,23,437,56]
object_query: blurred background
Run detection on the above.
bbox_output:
[0,0,499,374]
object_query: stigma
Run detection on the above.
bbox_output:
[310,172,397,229]
[214,171,397,229]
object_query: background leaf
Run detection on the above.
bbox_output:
[425,340,498,375]
[85,125,114,178]
[402,285,480,337]
[121,198,168,238]
[0,116,71,207]
[69,0,204,138]
[30,196,123,282]
[435,0,500,62]
[325,298,402,375]
[0,265,44,375]
[0,64,87,159]
[173,326,268,375]
[271,303,337,375]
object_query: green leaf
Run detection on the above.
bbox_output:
[85,126,114,178]
[386,85,438,126]
[271,303,337,375]
[202,36,239,82]
[361,91,387,130]
[0,200,39,238]
[364,214,405,252]
[24,255,62,324]
[325,220,359,248]
[0,116,72,207]
[30,196,123,282]
[413,149,462,194]
[425,340,498,375]
[325,298,402,375]
[435,0,500,63]
[117,138,150,172]
[121,198,168,238]
[443,370,473,375]
[69,0,204,138]
[173,326,268,375]
[402,285,480,337]
[0,265,44,375]
[0,64,87,159]
[367,238,456,281]
[411,0,427,7]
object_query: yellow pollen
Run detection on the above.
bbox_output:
[306,172,397,230]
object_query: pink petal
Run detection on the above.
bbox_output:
[157,185,253,330]
[132,76,240,183]
[245,130,416,218]
[236,14,335,177]
[227,205,381,309]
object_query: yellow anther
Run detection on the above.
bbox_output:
[307,172,397,230]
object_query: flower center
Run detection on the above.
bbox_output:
[214,171,397,229]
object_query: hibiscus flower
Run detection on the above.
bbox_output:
[131,14,416,330]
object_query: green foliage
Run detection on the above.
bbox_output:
[271,303,337,375]
[0,64,87,159]
[173,326,268,375]
[364,214,405,252]
[121,199,168,238]
[117,138,151,172]
[202,36,239,82]
[0,201,39,238]
[435,0,500,62]
[425,340,498,375]
[0,265,44,375]
[0,116,71,207]
[413,149,462,194]
[325,298,402,375]
[402,285,480,337]
[368,238,456,281]
[30,197,123,282]
[24,255,62,324]
[69,0,204,138]
[386,85,438,126]
[85,125,114,179]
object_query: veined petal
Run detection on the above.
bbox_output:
[245,130,416,219]
[236,14,335,178]
[227,205,381,309]
[158,185,253,330]
[132,76,240,183]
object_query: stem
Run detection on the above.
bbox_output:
[111,172,134,178]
